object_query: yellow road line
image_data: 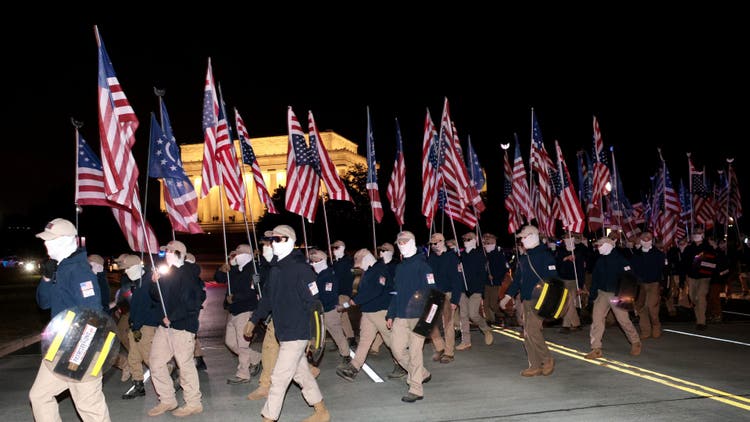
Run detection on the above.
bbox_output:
[491,326,750,411]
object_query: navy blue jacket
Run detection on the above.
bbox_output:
[215,264,259,315]
[486,248,509,286]
[95,271,110,312]
[251,249,318,342]
[315,267,339,312]
[382,259,398,292]
[507,245,558,301]
[387,253,435,320]
[150,263,203,333]
[36,248,102,317]
[590,249,632,297]
[555,246,586,288]
[427,250,463,305]
[333,255,355,297]
[631,248,667,284]
[461,248,488,295]
[128,268,161,330]
[355,261,392,313]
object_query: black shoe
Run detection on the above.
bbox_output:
[122,380,145,399]
[387,363,407,379]
[401,392,423,403]
[348,337,358,349]
[195,356,207,371]
[422,374,431,384]
[337,355,352,369]
[250,362,262,377]
[696,324,708,331]
[336,364,358,382]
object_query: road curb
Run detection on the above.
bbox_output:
[0,332,40,357]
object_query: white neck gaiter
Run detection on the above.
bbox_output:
[398,239,418,258]
[380,251,393,263]
[45,236,77,262]
[640,241,652,253]
[521,234,540,250]
[312,260,328,273]
[125,266,144,280]
[464,239,477,253]
[273,240,294,260]
[166,252,184,268]
[333,247,344,260]
[90,262,104,274]
[564,238,575,252]
[359,253,377,271]
[598,244,614,256]
[236,253,253,271]
[262,246,274,262]
[484,243,496,253]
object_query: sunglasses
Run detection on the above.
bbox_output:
[462,237,473,241]
[265,235,289,243]
[430,242,441,246]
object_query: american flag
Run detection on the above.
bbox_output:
[728,164,743,220]
[715,170,729,224]
[95,28,138,208]
[214,88,246,212]
[437,103,476,229]
[554,141,585,233]
[677,179,690,240]
[512,139,534,222]
[386,118,406,226]
[652,162,681,248]
[200,59,220,198]
[530,111,554,236]
[689,158,716,228]
[76,133,109,207]
[503,147,521,233]
[236,109,278,214]
[421,109,440,227]
[465,137,486,213]
[610,150,639,239]
[147,114,203,234]
[366,107,384,223]
[591,116,611,204]
[308,111,352,202]
[285,107,320,222]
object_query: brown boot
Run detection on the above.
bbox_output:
[630,342,642,356]
[584,348,603,359]
[541,357,554,376]
[261,415,275,422]
[520,367,543,377]
[247,385,270,400]
[302,400,331,422]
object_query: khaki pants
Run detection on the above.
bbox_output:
[459,293,491,345]
[687,277,710,325]
[352,310,391,369]
[391,318,429,396]
[325,309,351,357]
[636,283,661,336]
[150,326,202,408]
[29,361,111,422]
[590,291,640,349]
[116,311,130,352]
[561,279,581,328]
[226,311,261,379]
[430,293,456,355]
[521,301,550,369]
[483,285,500,322]
[127,325,156,381]
[370,332,384,352]
[262,340,323,420]
[338,295,354,338]
[258,320,280,389]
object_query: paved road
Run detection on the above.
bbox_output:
[1,282,749,421]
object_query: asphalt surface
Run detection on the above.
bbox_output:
[1,278,749,421]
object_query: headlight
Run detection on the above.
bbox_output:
[23,262,36,272]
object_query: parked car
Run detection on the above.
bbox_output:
[0,255,40,272]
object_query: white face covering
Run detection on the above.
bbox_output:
[398,239,418,258]
[166,251,184,268]
[89,262,104,274]
[547,242,557,251]
[463,239,477,253]
[311,260,328,274]
[262,246,274,262]
[564,238,575,252]
[273,239,295,260]
[380,250,393,263]
[484,243,496,253]
[333,246,345,260]
[236,253,252,271]
[598,243,614,256]
[359,253,377,271]
[521,233,540,250]
[692,234,703,243]
[640,240,652,252]
[229,257,238,266]
[431,240,446,254]
[45,236,78,262]
[125,265,143,280]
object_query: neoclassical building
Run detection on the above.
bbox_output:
[175,131,366,231]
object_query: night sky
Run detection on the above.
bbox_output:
[4,12,748,255]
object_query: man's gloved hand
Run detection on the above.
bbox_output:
[132,329,142,342]
[219,263,230,273]
[41,259,59,280]
[500,294,513,311]
[243,321,255,339]
[226,294,234,305]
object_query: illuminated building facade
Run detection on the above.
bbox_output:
[174,131,365,231]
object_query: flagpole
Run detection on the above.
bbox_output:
[300,215,310,261]
[440,176,469,291]
[687,152,695,235]
[320,190,334,265]
[726,159,733,239]
[239,163,260,261]
[71,119,84,232]
[217,170,232,296]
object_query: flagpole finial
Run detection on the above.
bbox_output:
[154,87,165,97]
[70,118,83,129]
[501,143,510,150]
[93,25,101,46]
[686,152,691,157]
[727,158,735,164]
